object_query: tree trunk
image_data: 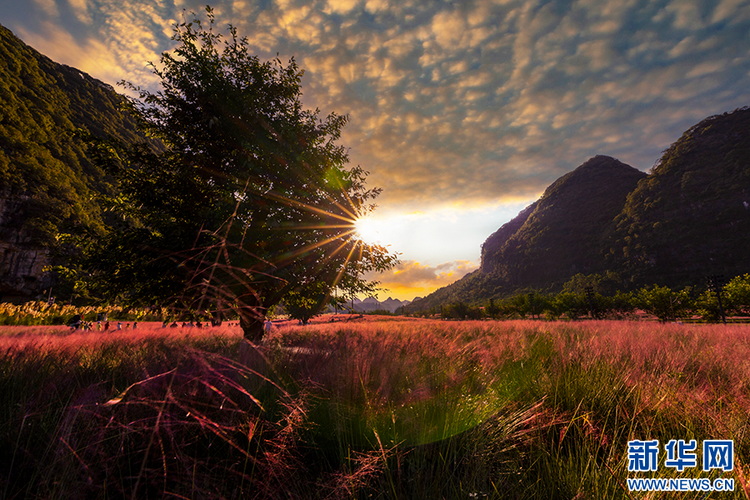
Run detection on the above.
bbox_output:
[238,314,270,375]
[238,338,271,379]
[211,308,223,326]
[240,315,265,344]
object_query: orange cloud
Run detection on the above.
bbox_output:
[363,259,479,301]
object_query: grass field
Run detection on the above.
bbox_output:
[1,317,748,499]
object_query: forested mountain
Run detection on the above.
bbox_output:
[405,107,750,313]
[0,24,146,299]
[611,109,750,287]
[481,156,646,287]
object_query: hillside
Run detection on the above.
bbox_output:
[481,156,646,288]
[405,108,750,312]
[612,108,750,287]
[0,25,147,300]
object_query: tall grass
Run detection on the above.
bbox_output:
[1,320,748,498]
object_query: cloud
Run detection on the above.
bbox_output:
[114,0,750,212]
[13,0,181,92]
[15,21,138,87]
[6,0,750,246]
[430,9,469,50]
[68,0,93,24]
[364,259,479,300]
[659,0,706,30]
[324,0,359,15]
[31,0,59,17]
[711,0,750,24]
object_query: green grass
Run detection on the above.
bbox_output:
[0,320,748,499]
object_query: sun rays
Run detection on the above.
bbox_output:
[353,214,387,246]
[241,182,397,294]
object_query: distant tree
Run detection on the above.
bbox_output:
[444,301,481,320]
[635,285,692,322]
[725,273,750,316]
[82,9,397,343]
[485,298,501,319]
[562,272,622,296]
[504,291,545,319]
[467,305,483,320]
[446,302,470,320]
[527,291,549,319]
[607,291,636,318]
[549,292,587,320]
[284,282,329,325]
[505,293,530,319]
[695,289,723,322]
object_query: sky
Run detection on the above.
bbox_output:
[2,0,750,300]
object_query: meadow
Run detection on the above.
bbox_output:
[0,317,748,499]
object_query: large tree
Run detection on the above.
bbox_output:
[84,8,396,342]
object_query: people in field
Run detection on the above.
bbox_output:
[68,314,82,330]
[264,318,273,334]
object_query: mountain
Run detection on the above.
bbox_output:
[481,155,646,288]
[405,108,750,312]
[347,297,411,313]
[611,108,750,287]
[0,24,147,300]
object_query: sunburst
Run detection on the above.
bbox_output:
[241,185,393,291]
[354,215,386,246]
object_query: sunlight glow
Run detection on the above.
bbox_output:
[351,200,537,265]
[354,215,388,246]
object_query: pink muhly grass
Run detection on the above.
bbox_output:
[269,320,495,408]
[0,322,244,355]
[16,343,317,498]
[4,318,749,498]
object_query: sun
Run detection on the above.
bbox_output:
[354,215,386,246]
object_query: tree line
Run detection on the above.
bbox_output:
[406,272,750,323]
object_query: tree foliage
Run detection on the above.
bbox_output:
[634,285,692,322]
[719,273,750,316]
[283,281,330,325]
[84,9,397,341]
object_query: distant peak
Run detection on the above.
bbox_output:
[578,155,629,169]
